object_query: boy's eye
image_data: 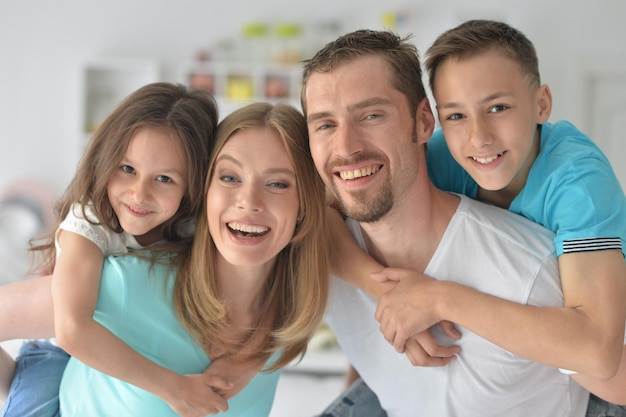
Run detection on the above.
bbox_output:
[447,113,463,121]
[489,105,508,113]
[156,175,173,183]
[121,165,135,174]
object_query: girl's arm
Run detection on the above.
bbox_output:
[52,231,231,416]
[0,346,15,399]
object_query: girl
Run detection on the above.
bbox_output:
[1,82,220,416]
[4,102,329,416]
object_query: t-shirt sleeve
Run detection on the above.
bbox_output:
[426,128,479,198]
[541,157,625,257]
[58,203,109,255]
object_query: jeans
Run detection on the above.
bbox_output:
[1,340,70,417]
[586,394,626,417]
[318,378,387,417]
[319,378,626,417]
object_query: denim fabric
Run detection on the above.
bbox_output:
[318,378,387,417]
[586,394,626,417]
[1,340,69,417]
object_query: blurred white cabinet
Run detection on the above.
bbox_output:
[80,58,160,144]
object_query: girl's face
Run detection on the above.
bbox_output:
[107,127,187,246]
[207,127,299,268]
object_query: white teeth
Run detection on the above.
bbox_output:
[472,153,503,164]
[339,165,380,180]
[228,222,268,234]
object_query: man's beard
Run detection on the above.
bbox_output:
[332,179,393,223]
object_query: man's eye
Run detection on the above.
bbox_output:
[121,165,135,174]
[156,175,173,183]
[365,113,380,120]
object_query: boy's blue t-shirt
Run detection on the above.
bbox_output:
[59,255,280,417]
[427,120,626,258]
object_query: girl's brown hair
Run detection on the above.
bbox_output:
[33,82,218,270]
[174,102,329,371]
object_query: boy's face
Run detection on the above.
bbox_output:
[304,55,433,223]
[433,49,551,195]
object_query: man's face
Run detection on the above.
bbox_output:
[304,55,422,223]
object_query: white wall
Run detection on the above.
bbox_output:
[1,0,625,195]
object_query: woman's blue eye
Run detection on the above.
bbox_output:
[269,181,288,189]
[220,175,237,183]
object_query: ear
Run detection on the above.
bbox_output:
[536,84,552,124]
[415,97,436,145]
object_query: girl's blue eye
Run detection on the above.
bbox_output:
[121,165,135,174]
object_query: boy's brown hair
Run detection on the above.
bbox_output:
[425,19,540,95]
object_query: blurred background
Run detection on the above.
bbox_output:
[1,0,625,414]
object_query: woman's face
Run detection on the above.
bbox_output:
[207,127,299,268]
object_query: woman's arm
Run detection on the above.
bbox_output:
[52,231,231,416]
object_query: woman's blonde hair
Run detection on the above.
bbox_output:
[32,83,218,270]
[174,102,329,371]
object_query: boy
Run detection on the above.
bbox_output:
[378,19,626,402]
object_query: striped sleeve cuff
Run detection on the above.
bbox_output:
[562,237,622,253]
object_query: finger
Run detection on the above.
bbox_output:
[413,333,461,358]
[205,375,234,391]
[405,338,457,367]
[370,271,391,283]
[438,320,461,339]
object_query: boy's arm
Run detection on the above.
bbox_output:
[375,250,626,379]
[328,207,461,365]
[52,231,231,416]
[572,347,626,406]
[327,206,390,299]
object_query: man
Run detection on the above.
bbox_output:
[301,29,600,416]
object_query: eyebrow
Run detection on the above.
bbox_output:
[438,92,514,110]
[307,97,392,123]
[216,154,296,177]
[120,157,185,177]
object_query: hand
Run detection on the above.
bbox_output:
[373,267,460,352]
[167,373,232,417]
[403,325,461,367]
[203,355,265,400]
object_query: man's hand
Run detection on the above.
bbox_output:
[373,267,461,356]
